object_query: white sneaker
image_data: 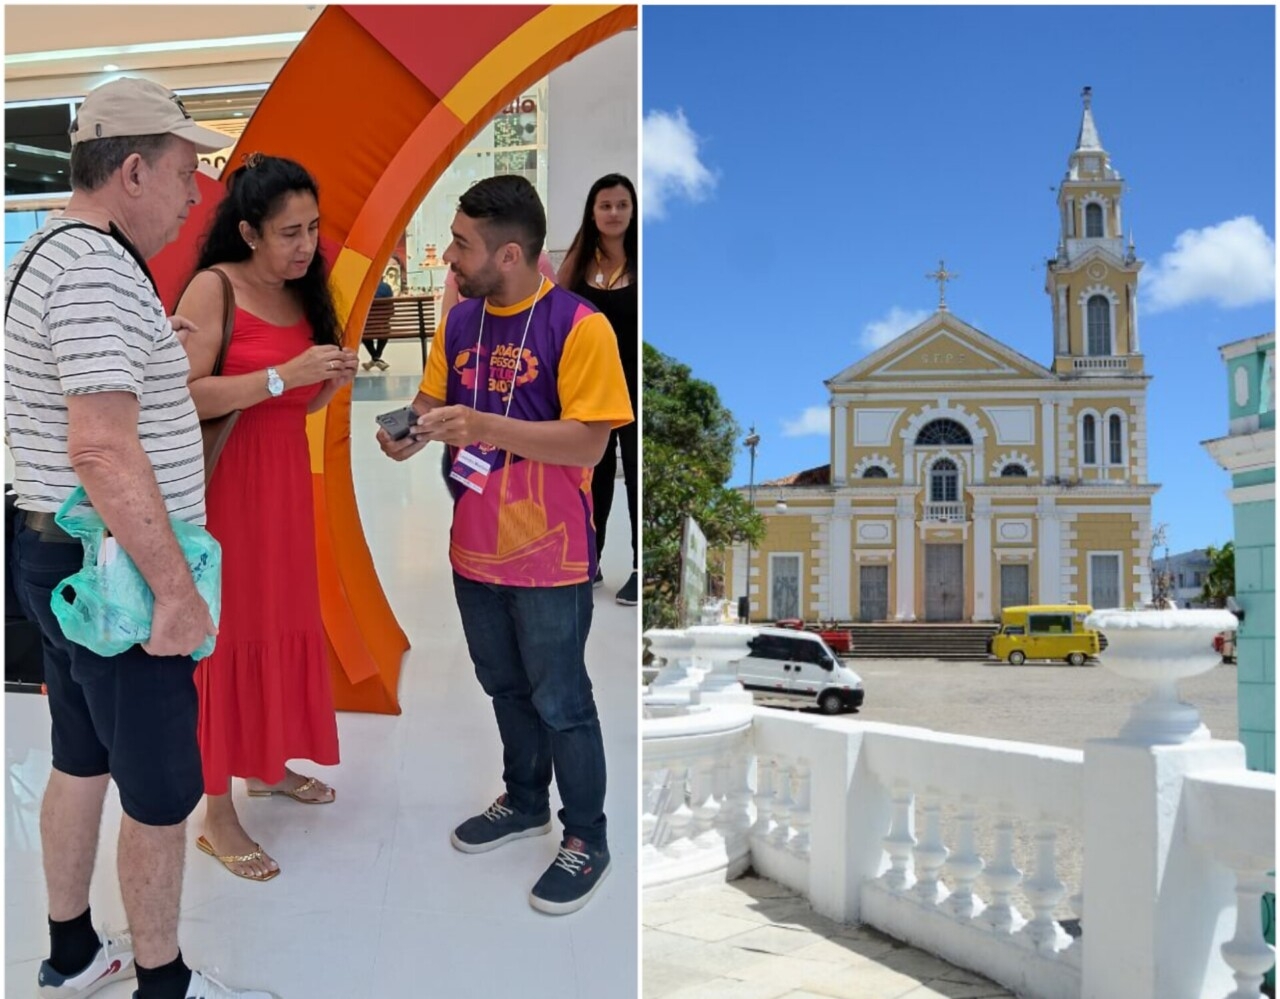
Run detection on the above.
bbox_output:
[182,969,281,999]
[37,927,135,998]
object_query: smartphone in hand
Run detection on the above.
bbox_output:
[376,406,419,442]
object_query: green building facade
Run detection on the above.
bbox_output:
[1204,331,1275,773]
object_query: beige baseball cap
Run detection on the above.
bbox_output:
[70,77,231,152]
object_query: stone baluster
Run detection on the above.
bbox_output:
[1221,869,1276,999]
[641,763,661,848]
[882,782,916,892]
[1022,821,1069,954]
[771,761,795,849]
[946,798,985,919]
[913,791,949,905]
[982,812,1025,933]
[712,756,733,838]
[664,781,697,861]
[788,761,812,857]
[690,756,721,844]
[724,750,755,848]
[751,756,775,840]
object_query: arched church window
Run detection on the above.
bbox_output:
[929,458,959,502]
[1108,413,1123,465]
[1087,295,1111,355]
[1085,202,1104,238]
[862,466,888,479]
[1000,464,1028,478]
[1082,415,1098,465]
[915,418,973,447]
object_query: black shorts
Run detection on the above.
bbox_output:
[9,517,203,826]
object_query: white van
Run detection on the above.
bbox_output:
[738,627,865,714]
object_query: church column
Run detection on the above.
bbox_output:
[833,401,849,485]
[1037,496,1061,604]
[1041,400,1056,476]
[972,496,993,620]
[731,542,748,607]
[1056,287,1069,355]
[895,494,916,621]
[1130,283,1141,353]
[829,505,852,620]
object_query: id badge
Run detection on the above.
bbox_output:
[449,443,496,495]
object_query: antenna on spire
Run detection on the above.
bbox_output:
[1082,85,1092,110]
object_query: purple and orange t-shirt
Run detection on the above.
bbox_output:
[420,281,633,587]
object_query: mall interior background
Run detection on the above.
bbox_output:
[4,5,638,315]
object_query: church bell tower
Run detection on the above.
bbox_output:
[1046,87,1144,376]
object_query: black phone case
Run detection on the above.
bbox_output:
[376,407,416,441]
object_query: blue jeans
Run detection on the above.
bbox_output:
[452,573,607,850]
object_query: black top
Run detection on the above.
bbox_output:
[574,280,637,399]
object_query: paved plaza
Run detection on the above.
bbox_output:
[645,877,1013,999]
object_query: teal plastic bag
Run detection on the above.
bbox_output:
[49,486,222,661]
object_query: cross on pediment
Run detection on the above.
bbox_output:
[926,260,959,311]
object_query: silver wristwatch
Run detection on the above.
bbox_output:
[266,367,285,397]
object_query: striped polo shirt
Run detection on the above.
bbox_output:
[4,218,206,524]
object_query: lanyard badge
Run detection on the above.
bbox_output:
[449,442,497,494]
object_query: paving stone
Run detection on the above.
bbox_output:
[661,912,766,943]
[643,960,718,999]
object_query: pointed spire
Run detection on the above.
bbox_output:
[1075,85,1103,152]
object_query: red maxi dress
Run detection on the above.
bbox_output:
[195,307,340,789]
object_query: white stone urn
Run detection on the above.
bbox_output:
[645,629,701,691]
[686,624,756,705]
[1088,608,1238,745]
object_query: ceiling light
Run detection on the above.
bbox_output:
[103,63,119,72]
[7,163,16,168]
[6,32,306,66]
[233,111,244,117]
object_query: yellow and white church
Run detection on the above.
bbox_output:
[728,90,1157,623]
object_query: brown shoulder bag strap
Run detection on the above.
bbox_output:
[206,267,236,376]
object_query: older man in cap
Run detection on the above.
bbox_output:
[5,78,277,999]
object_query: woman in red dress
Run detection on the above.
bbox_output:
[177,155,358,880]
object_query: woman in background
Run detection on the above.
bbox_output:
[176,154,357,881]
[557,174,638,606]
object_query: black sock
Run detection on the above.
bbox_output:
[47,907,99,976]
[135,952,192,999]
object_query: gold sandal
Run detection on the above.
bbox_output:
[196,835,280,882]
[246,775,336,804]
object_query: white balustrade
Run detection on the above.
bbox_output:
[913,792,949,906]
[923,501,967,522]
[882,782,917,892]
[946,799,986,920]
[1022,823,1071,954]
[640,614,1275,999]
[981,813,1026,934]
[1072,356,1130,372]
[788,762,812,858]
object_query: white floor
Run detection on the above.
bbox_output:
[5,392,640,999]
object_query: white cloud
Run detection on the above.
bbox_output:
[782,406,829,438]
[643,108,716,220]
[860,306,930,351]
[1143,216,1275,313]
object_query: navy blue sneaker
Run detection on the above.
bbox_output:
[529,836,611,915]
[450,794,552,854]
[38,927,134,998]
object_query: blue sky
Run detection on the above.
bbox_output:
[642,5,1276,553]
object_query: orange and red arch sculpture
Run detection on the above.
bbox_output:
[152,4,637,713]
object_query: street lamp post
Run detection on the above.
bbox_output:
[743,427,760,623]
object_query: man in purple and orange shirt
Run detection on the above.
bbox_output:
[378,175,632,915]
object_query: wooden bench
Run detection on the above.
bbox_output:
[361,294,438,367]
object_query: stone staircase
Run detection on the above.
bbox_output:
[842,623,999,661]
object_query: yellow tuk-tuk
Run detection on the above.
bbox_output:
[988,604,1100,666]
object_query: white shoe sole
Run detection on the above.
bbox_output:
[450,821,552,854]
[529,860,612,915]
[616,596,638,606]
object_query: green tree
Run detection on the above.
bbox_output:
[1201,542,1236,607]
[643,343,763,630]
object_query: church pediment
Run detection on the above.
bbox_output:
[828,313,1054,385]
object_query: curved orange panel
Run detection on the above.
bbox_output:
[152,5,637,714]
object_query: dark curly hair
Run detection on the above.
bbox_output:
[562,173,638,292]
[195,155,341,347]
